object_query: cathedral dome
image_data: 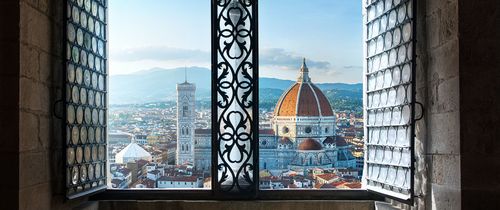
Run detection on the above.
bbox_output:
[298,138,323,150]
[274,59,334,117]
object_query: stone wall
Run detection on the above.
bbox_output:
[420,0,461,209]
[389,0,462,209]
[391,0,499,209]
[17,0,96,209]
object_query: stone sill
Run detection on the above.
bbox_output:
[375,201,403,210]
[96,200,376,210]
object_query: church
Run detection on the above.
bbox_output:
[189,59,356,172]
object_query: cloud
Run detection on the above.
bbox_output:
[111,46,210,62]
[112,46,331,70]
[260,48,331,70]
[110,46,362,82]
[342,65,363,70]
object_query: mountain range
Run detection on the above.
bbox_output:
[109,67,362,108]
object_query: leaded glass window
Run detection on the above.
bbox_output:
[65,0,107,199]
[363,0,416,201]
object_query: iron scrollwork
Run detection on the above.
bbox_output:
[213,0,258,193]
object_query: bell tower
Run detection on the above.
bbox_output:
[176,70,196,166]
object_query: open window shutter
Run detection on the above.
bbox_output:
[212,0,259,195]
[363,0,416,202]
[64,0,107,199]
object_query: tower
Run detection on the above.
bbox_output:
[176,71,196,166]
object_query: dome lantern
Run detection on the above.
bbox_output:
[297,58,311,83]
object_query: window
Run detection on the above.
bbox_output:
[64,0,417,203]
[64,0,107,198]
[304,127,312,134]
[363,0,416,201]
[183,105,188,117]
[257,1,363,190]
[105,0,211,190]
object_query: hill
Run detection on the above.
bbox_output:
[110,67,362,112]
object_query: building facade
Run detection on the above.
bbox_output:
[191,60,356,173]
[176,79,196,166]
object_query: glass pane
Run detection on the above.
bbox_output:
[65,0,107,198]
[258,0,364,190]
[107,0,211,189]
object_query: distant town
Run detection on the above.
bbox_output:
[108,61,365,190]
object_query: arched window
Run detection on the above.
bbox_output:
[182,105,188,117]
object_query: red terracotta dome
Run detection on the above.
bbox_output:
[274,59,334,117]
[298,138,323,150]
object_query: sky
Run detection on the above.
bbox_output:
[108,0,363,83]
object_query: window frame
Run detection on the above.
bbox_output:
[60,0,418,203]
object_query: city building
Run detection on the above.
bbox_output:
[135,135,148,145]
[176,75,196,166]
[194,129,211,171]
[108,132,133,145]
[191,60,356,173]
[157,176,203,188]
[126,159,148,184]
[115,140,153,164]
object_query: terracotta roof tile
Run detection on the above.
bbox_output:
[297,84,320,116]
[274,82,334,117]
[316,173,339,181]
[311,84,334,116]
[275,83,300,116]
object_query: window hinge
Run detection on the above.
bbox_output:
[53,99,63,120]
[414,101,424,121]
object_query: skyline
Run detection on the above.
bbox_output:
[109,0,363,83]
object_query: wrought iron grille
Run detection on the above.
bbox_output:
[363,0,416,202]
[212,0,259,194]
[64,0,108,199]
